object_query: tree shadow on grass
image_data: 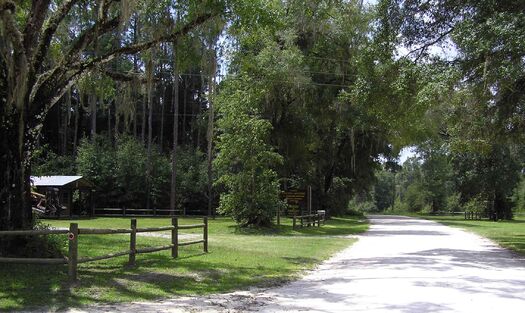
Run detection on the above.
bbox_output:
[227,217,367,237]
[0,250,296,312]
[430,216,525,227]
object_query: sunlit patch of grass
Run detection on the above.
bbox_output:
[423,215,525,255]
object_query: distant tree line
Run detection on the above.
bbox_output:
[361,143,524,219]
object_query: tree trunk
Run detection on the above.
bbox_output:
[73,90,80,152]
[196,73,204,150]
[170,40,180,215]
[0,110,33,254]
[206,47,217,217]
[159,84,165,153]
[62,88,71,155]
[141,91,147,144]
[90,93,97,138]
[145,55,154,211]
[115,98,120,139]
[182,78,188,145]
[107,104,112,142]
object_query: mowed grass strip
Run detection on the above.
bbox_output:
[0,216,367,311]
[423,215,525,255]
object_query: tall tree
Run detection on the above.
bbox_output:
[0,0,216,241]
[206,41,216,217]
[170,39,180,214]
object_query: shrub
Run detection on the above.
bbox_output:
[445,192,462,213]
[348,198,377,214]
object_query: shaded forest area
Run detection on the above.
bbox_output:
[2,0,525,245]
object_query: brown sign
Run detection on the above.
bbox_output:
[281,190,306,204]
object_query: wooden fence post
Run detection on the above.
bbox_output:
[68,223,79,283]
[317,214,321,227]
[203,217,208,253]
[293,216,296,229]
[276,208,280,226]
[172,217,178,258]
[129,219,137,266]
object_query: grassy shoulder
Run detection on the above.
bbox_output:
[0,216,368,311]
[418,214,525,255]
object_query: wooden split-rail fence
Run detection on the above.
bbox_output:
[292,211,325,229]
[93,207,182,217]
[464,211,484,220]
[0,217,208,283]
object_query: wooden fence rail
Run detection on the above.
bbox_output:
[292,213,323,229]
[0,217,208,283]
[464,211,484,220]
[93,208,182,217]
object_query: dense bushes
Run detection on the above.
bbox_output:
[33,136,208,212]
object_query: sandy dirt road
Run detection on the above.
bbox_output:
[53,215,525,312]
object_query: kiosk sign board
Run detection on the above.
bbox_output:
[281,190,306,216]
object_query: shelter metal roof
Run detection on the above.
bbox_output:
[31,176,94,188]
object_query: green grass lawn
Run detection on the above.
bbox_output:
[422,215,525,255]
[0,216,367,311]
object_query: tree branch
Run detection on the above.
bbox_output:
[0,2,24,54]
[405,26,455,62]
[29,14,121,103]
[72,12,214,73]
[65,15,121,63]
[32,0,80,73]
[22,0,51,55]
[103,70,160,83]
[31,12,215,119]
[0,0,15,13]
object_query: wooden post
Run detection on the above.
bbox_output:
[89,190,95,217]
[307,185,312,215]
[68,223,79,283]
[293,216,296,229]
[129,219,137,266]
[171,217,178,258]
[317,214,321,227]
[464,211,467,220]
[67,189,73,218]
[203,217,208,253]
[276,208,280,226]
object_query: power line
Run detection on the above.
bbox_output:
[119,70,351,88]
